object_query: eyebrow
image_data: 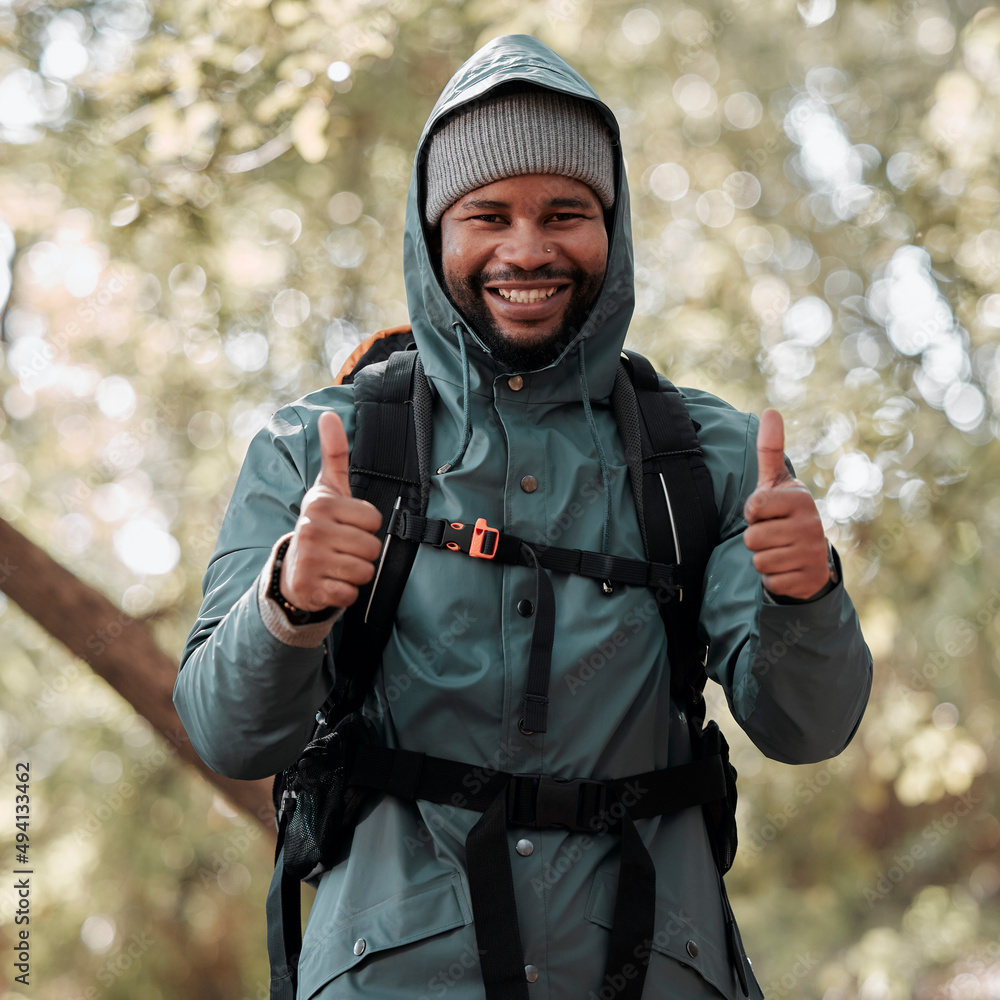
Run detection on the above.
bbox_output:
[459,196,598,211]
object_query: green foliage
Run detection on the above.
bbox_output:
[1,0,999,997]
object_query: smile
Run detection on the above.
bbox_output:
[495,286,560,303]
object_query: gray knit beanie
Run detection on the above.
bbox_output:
[424,88,615,225]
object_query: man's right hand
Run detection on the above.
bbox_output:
[280,411,383,612]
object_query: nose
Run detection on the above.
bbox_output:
[495,222,551,271]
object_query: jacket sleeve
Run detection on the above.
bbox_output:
[173,393,355,780]
[698,411,873,765]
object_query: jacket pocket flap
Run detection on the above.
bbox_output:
[298,872,472,998]
[584,868,739,999]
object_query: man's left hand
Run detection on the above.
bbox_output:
[743,409,832,600]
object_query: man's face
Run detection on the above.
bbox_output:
[438,174,609,372]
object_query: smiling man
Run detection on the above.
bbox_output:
[175,34,872,1000]
[438,172,608,371]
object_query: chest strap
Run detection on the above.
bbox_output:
[349,745,728,1000]
[389,510,690,736]
[391,510,686,593]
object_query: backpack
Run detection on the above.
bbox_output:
[265,328,748,1000]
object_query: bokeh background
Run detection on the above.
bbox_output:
[1,0,999,997]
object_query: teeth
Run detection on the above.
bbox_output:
[497,286,559,303]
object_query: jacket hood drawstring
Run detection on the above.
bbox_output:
[578,338,613,556]
[437,321,473,475]
[437,328,615,559]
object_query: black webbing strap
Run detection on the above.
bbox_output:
[386,511,685,735]
[620,354,748,993]
[621,351,719,708]
[606,800,656,998]
[266,815,300,1000]
[468,789,531,1000]
[519,543,556,734]
[268,348,427,1000]
[348,744,727,1000]
[348,745,729,817]
[334,349,423,708]
[387,509,685,737]
[350,745,725,813]
[391,512,684,593]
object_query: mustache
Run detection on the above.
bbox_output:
[468,266,579,289]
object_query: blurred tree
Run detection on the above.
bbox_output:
[1,0,999,998]
[0,515,273,823]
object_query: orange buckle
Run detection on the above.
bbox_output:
[441,518,500,558]
[469,517,499,559]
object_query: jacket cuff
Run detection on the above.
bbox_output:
[256,533,343,648]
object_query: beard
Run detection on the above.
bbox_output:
[444,265,605,373]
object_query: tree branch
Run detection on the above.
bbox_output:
[0,517,275,830]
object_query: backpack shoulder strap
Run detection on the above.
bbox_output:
[325,338,430,714]
[617,350,720,714]
[270,331,430,1000]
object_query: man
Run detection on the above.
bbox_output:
[174,34,871,1000]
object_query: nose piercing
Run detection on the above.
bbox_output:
[545,248,552,253]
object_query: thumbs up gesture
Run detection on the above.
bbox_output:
[743,410,832,600]
[279,411,383,612]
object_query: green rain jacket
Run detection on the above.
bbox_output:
[175,34,872,1000]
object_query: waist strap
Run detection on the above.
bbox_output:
[350,746,728,1000]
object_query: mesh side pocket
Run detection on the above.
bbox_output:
[282,713,377,882]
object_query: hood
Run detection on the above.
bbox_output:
[402,34,635,406]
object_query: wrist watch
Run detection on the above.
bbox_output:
[267,538,336,625]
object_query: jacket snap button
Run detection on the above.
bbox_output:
[516,839,534,856]
[686,940,699,959]
[508,375,524,391]
[520,475,538,493]
[524,964,539,983]
[353,938,366,956]
[517,599,534,617]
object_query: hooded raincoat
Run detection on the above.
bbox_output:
[175,35,872,1000]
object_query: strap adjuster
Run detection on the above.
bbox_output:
[506,774,608,833]
[441,518,499,559]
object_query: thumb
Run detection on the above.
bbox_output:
[317,411,351,497]
[755,409,790,489]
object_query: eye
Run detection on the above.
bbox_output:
[472,214,506,224]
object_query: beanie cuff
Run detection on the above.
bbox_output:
[424,88,615,225]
